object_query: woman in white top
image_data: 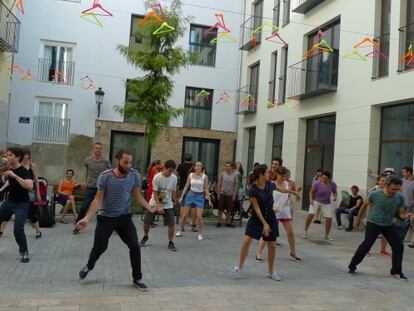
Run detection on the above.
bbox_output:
[177,161,212,240]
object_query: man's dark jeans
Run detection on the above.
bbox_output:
[0,201,29,253]
[76,187,97,223]
[349,221,404,274]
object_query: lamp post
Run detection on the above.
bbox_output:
[95,87,105,119]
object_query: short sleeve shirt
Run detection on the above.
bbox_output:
[97,169,141,217]
[313,181,337,204]
[219,171,237,195]
[249,181,276,222]
[149,172,177,209]
[8,166,30,203]
[177,162,193,190]
[367,189,405,226]
[85,156,112,188]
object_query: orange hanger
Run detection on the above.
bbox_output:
[353,37,379,49]
[139,11,163,26]
[82,0,113,17]
[251,36,257,48]
[16,0,24,15]
[304,44,331,57]
[8,64,25,74]
[21,69,36,80]
[51,71,67,84]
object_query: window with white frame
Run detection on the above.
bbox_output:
[38,41,75,85]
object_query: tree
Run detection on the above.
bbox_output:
[116,0,196,172]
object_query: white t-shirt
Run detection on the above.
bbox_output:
[149,172,177,209]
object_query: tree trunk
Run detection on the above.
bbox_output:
[140,123,149,175]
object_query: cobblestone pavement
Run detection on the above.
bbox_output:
[0,210,414,311]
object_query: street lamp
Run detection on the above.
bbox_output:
[95,87,105,119]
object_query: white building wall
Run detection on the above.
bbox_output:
[8,0,243,146]
[236,0,414,192]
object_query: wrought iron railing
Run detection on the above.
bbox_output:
[33,116,71,143]
[240,15,262,51]
[236,85,257,114]
[398,23,414,72]
[37,58,75,85]
[272,3,280,28]
[0,0,20,53]
[286,51,338,99]
[372,33,390,79]
[292,0,326,14]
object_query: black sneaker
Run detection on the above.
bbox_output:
[314,220,321,224]
[168,241,177,252]
[191,225,199,232]
[0,231,3,236]
[408,244,414,248]
[20,252,30,263]
[140,236,148,247]
[216,223,221,228]
[73,228,80,235]
[225,223,236,228]
[348,269,356,275]
[133,279,148,291]
[150,223,157,228]
[35,231,42,239]
[79,265,90,279]
[391,273,408,281]
[345,227,352,232]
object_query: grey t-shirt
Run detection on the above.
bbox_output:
[97,169,141,217]
[149,172,177,209]
[402,178,414,210]
[219,171,237,195]
[367,189,405,226]
[85,156,111,187]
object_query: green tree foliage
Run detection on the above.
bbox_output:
[115,0,197,170]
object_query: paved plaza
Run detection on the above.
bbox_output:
[0,210,414,311]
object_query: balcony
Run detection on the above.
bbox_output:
[236,85,257,114]
[398,23,414,72]
[33,116,71,143]
[0,0,20,53]
[372,33,390,79]
[268,77,286,105]
[239,16,261,51]
[286,51,338,100]
[292,0,326,14]
[37,58,75,85]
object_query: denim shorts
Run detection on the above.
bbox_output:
[185,191,205,209]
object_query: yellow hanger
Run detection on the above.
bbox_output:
[253,21,278,34]
[153,21,175,35]
[342,49,367,61]
[210,32,237,44]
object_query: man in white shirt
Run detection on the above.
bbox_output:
[140,160,178,251]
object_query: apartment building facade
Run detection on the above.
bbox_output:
[7,0,243,183]
[236,0,414,209]
[0,0,20,148]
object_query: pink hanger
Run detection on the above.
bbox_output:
[151,2,165,19]
[215,13,227,30]
[82,0,113,17]
[16,0,24,15]
[204,22,229,35]
[316,29,325,41]
[365,49,388,59]
[265,31,287,46]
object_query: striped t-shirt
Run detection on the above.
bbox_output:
[96,169,141,217]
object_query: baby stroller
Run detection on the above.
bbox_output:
[35,177,55,227]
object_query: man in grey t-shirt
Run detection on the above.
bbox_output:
[73,142,111,234]
[216,161,237,228]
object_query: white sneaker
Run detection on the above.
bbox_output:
[337,225,343,230]
[325,235,334,241]
[231,266,241,278]
[175,230,182,237]
[302,231,308,239]
[266,271,282,281]
[198,234,203,241]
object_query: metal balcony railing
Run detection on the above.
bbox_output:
[236,85,257,114]
[0,0,20,53]
[37,58,75,85]
[286,51,338,100]
[292,0,326,14]
[240,16,262,51]
[272,3,280,28]
[33,116,71,143]
[398,23,414,72]
[268,77,286,105]
[372,33,390,79]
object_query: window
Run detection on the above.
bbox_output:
[282,0,291,26]
[110,131,151,175]
[182,137,220,181]
[130,15,145,49]
[272,123,284,158]
[124,79,138,123]
[183,87,213,129]
[269,51,278,101]
[33,98,71,143]
[373,0,390,78]
[38,41,75,85]
[247,127,256,175]
[253,0,264,41]
[306,19,340,93]
[399,1,414,71]
[380,103,414,174]
[279,45,288,103]
[273,0,281,28]
[249,62,260,102]
[189,24,217,66]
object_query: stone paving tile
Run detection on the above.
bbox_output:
[0,212,414,310]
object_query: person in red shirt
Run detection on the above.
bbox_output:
[146,160,163,202]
